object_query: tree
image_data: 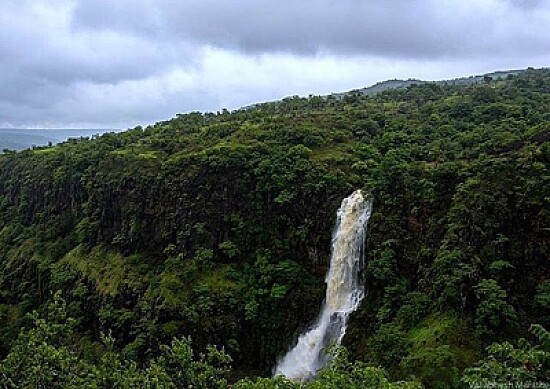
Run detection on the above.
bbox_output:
[462,325,550,386]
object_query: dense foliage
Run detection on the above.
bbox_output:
[0,68,549,387]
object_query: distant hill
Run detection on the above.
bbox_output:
[0,128,118,151]
[331,68,526,99]
[242,69,529,110]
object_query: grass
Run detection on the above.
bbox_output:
[400,312,481,387]
[60,245,149,296]
[32,147,59,155]
[152,260,239,310]
[406,312,480,371]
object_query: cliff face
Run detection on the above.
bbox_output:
[0,69,549,381]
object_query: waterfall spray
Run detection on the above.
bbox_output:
[274,189,373,381]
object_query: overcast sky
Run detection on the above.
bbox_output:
[1,0,549,129]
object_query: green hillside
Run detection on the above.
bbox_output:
[0,68,549,387]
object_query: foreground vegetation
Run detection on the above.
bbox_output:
[0,68,549,387]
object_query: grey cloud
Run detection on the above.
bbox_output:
[0,1,201,126]
[508,0,544,9]
[0,0,549,129]
[72,0,550,59]
[1,13,192,86]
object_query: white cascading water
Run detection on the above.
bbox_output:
[274,189,373,381]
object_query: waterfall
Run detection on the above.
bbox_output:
[274,189,373,381]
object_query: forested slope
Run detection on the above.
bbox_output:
[0,68,549,387]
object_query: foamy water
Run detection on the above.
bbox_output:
[274,190,373,381]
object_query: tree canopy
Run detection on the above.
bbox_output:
[0,68,549,387]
